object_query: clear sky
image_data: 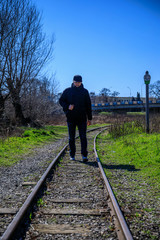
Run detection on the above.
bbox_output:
[33,0,160,97]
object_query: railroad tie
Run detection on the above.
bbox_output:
[2,128,121,240]
[42,208,109,215]
[32,223,91,236]
[0,208,18,215]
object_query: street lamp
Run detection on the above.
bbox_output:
[144,71,151,84]
[144,71,151,133]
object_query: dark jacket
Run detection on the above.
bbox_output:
[59,83,92,122]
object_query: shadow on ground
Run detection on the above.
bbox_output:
[73,159,140,172]
[75,159,98,168]
[101,163,140,172]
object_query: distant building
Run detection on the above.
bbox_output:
[91,95,156,104]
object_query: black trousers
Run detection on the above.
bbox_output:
[67,121,87,158]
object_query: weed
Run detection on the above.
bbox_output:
[109,225,115,231]
[29,212,32,221]
[50,218,58,224]
[151,235,159,239]
[143,208,154,212]
[37,198,45,207]
[135,212,141,217]
[45,191,50,195]
[109,120,144,138]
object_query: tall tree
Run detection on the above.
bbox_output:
[21,76,59,121]
[0,0,54,124]
[99,88,111,96]
[111,91,120,97]
[99,88,111,102]
[150,80,160,98]
[0,0,19,117]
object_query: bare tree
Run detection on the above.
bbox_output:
[0,0,54,124]
[111,91,120,97]
[150,80,160,99]
[99,88,111,102]
[20,76,60,121]
[0,0,20,117]
[99,88,111,96]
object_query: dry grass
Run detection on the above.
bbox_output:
[46,113,145,125]
[93,113,160,133]
[1,113,160,139]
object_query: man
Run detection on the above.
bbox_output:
[59,75,92,162]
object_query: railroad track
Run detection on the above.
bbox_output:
[1,127,133,240]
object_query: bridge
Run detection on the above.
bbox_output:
[92,100,160,113]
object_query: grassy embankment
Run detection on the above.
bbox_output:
[96,121,160,239]
[97,121,160,193]
[0,123,106,167]
[0,126,68,167]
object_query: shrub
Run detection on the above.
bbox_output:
[109,120,145,138]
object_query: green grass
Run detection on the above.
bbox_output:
[0,123,107,167]
[97,130,160,190]
[97,128,160,239]
[99,112,112,115]
[127,112,145,115]
[0,126,68,167]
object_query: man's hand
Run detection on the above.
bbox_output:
[69,104,74,110]
[87,120,91,126]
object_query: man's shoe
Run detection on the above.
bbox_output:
[82,156,88,162]
[70,157,75,161]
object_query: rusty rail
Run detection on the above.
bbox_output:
[94,128,133,240]
[1,126,106,240]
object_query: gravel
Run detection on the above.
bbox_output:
[24,132,118,240]
[2,128,158,239]
[0,136,68,236]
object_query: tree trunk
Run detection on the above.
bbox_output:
[0,94,5,119]
[12,95,26,125]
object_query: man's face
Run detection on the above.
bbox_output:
[73,81,82,87]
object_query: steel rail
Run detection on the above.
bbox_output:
[1,143,68,240]
[1,126,106,240]
[94,128,133,240]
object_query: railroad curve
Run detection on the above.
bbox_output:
[1,127,133,240]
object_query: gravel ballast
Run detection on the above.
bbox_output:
[24,131,118,240]
[0,136,68,236]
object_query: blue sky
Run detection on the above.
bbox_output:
[33,0,160,97]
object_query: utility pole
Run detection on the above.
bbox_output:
[144,71,151,133]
